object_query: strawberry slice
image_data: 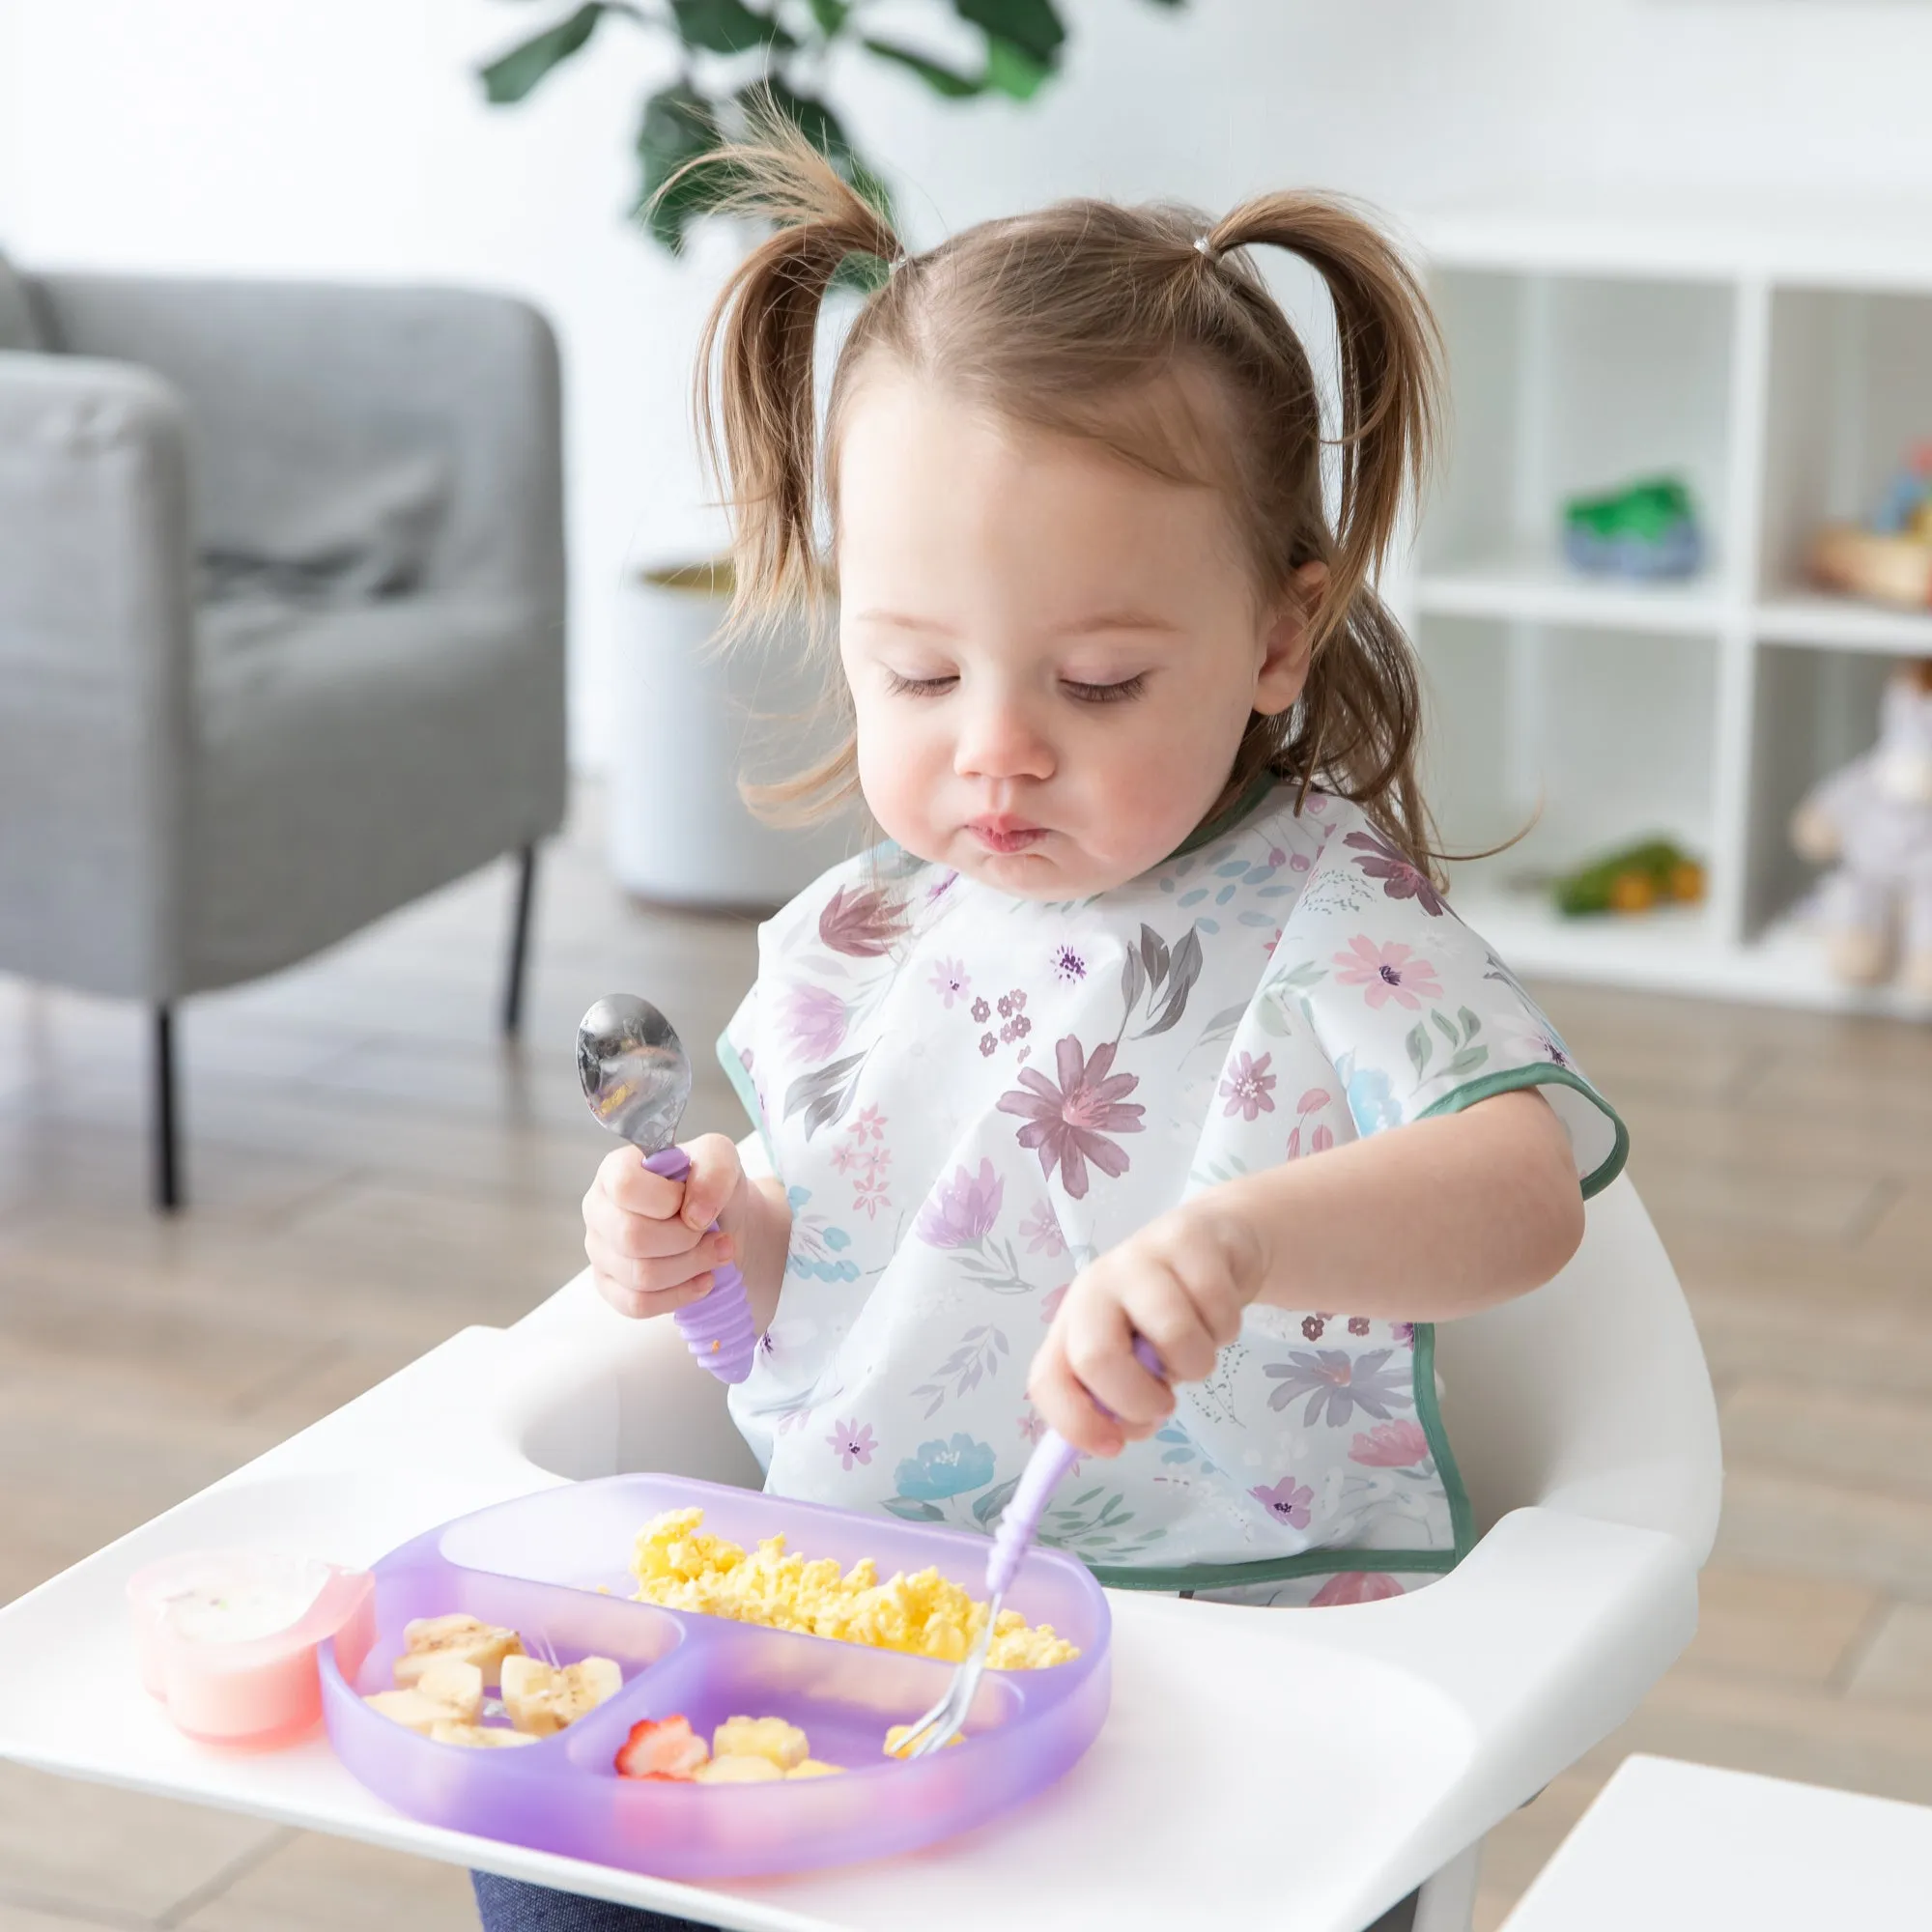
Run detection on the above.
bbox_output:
[615,1715,709,1781]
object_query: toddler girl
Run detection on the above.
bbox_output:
[482,126,1624,1932]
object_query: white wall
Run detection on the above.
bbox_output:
[6,0,1932,769]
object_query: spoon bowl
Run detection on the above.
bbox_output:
[576,995,691,1156]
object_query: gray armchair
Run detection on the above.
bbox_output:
[0,263,568,1208]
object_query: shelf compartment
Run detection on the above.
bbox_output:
[1754,593,1932,657]
[1759,285,1932,604]
[1416,552,1726,636]
[1416,614,1721,891]
[1424,269,1737,589]
[1741,642,1893,941]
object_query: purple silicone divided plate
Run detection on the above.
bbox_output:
[319,1474,1112,1877]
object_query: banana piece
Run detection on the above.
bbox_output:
[431,1721,542,1749]
[365,1659,484,1735]
[394,1614,523,1690]
[711,1716,809,1771]
[694,1752,784,1783]
[884,1722,964,1757]
[786,1759,843,1778]
[499,1654,624,1736]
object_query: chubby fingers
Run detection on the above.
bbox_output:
[1028,1321,1129,1459]
[598,1143,685,1220]
[675,1133,744,1235]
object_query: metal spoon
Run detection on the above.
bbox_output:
[577,995,757,1384]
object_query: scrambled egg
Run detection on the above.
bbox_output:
[630,1508,1080,1669]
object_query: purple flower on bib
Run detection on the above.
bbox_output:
[1264,1348,1413,1428]
[818,885,905,957]
[1219,1050,1277,1121]
[1251,1477,1314,1531]
[1344,830,1446,917]
[827,1419,876,1470]
[997,1035,1144,1201]
[915,1159,1005,1249]
[781,982,848,1060]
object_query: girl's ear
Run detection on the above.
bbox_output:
[1253,561,1329,717]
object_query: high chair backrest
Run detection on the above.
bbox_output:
[1432,1176,1721,1563]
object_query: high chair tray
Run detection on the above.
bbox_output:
[0,1274,1700,1932]
[326,1474,1109,1876]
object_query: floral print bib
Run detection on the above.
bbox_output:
[720,786,1625,1595]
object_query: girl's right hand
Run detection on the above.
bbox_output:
[582,1133,745,1321]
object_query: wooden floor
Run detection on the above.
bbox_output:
[1,788,1929,1931]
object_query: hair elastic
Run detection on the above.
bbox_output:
[1193,234,1216,260]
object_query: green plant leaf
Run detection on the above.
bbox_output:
[953,0,1065,66]
[1406,1022,1431,1079]
[982,34,1051,99]
[669,0,797,55]
[807,0,852,32]
[634,82,726,252]
[862,35,987,98]
[479,2,610,105]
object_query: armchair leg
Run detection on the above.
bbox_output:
[153,1004,182,1212]
[1410,1836,1482,1932]
[502,844,539,1038]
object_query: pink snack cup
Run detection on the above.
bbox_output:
[128,1548,376,1748]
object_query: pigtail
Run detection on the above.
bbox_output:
[1205,195,1445,877]
[680,108,903,630]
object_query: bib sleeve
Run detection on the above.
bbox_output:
[1271,824,1627,1196]
[717,980,778,1173]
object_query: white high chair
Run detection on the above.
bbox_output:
[0,1175,1719,1932]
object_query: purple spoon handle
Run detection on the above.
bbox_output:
[643,1146,757,1385]
[986,1335,1166,1595]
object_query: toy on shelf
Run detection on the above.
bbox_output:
[1808,440,1932,610]
[1790,658,1932,996]
[1552,838,1707,919]
[1562,476,1705,581]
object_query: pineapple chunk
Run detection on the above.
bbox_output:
[694,1752,784,1783]
[711,1716,809,1771]
[785,1759,843,1778]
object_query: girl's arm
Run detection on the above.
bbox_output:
[1027,1089,1584,1457]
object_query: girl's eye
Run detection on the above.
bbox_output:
[885,670,958,697]
[1063,673,1148,705]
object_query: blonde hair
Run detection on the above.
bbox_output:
[686,116,1444,874]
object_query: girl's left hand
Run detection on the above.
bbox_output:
[1027,1204,1261,1458]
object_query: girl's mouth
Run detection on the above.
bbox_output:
[967,818,1046,855]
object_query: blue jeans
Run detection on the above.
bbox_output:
[471,1871,712,1930]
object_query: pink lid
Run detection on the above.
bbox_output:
[128,1548,375,1748]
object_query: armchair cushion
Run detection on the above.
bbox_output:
[0,253,43,352]
[199,448,451,606]
[191,593,562,988]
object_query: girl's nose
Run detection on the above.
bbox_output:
[952,693,1056,783]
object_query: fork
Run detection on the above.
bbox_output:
[895,1336,1167,1759]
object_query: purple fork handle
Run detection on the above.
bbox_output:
[986,1336,1166,1595]
[643,1147,757,1385]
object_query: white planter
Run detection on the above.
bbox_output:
[610,562,859,909]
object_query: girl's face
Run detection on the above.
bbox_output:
[836,371,1321,900]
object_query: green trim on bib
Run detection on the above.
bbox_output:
[1417,1063,1630,1201]
[717,1029,780,1174]
[1166,768,1282,863]
[1082,1321,1474,1594]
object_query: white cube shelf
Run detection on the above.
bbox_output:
[1400,189,1932,1017]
